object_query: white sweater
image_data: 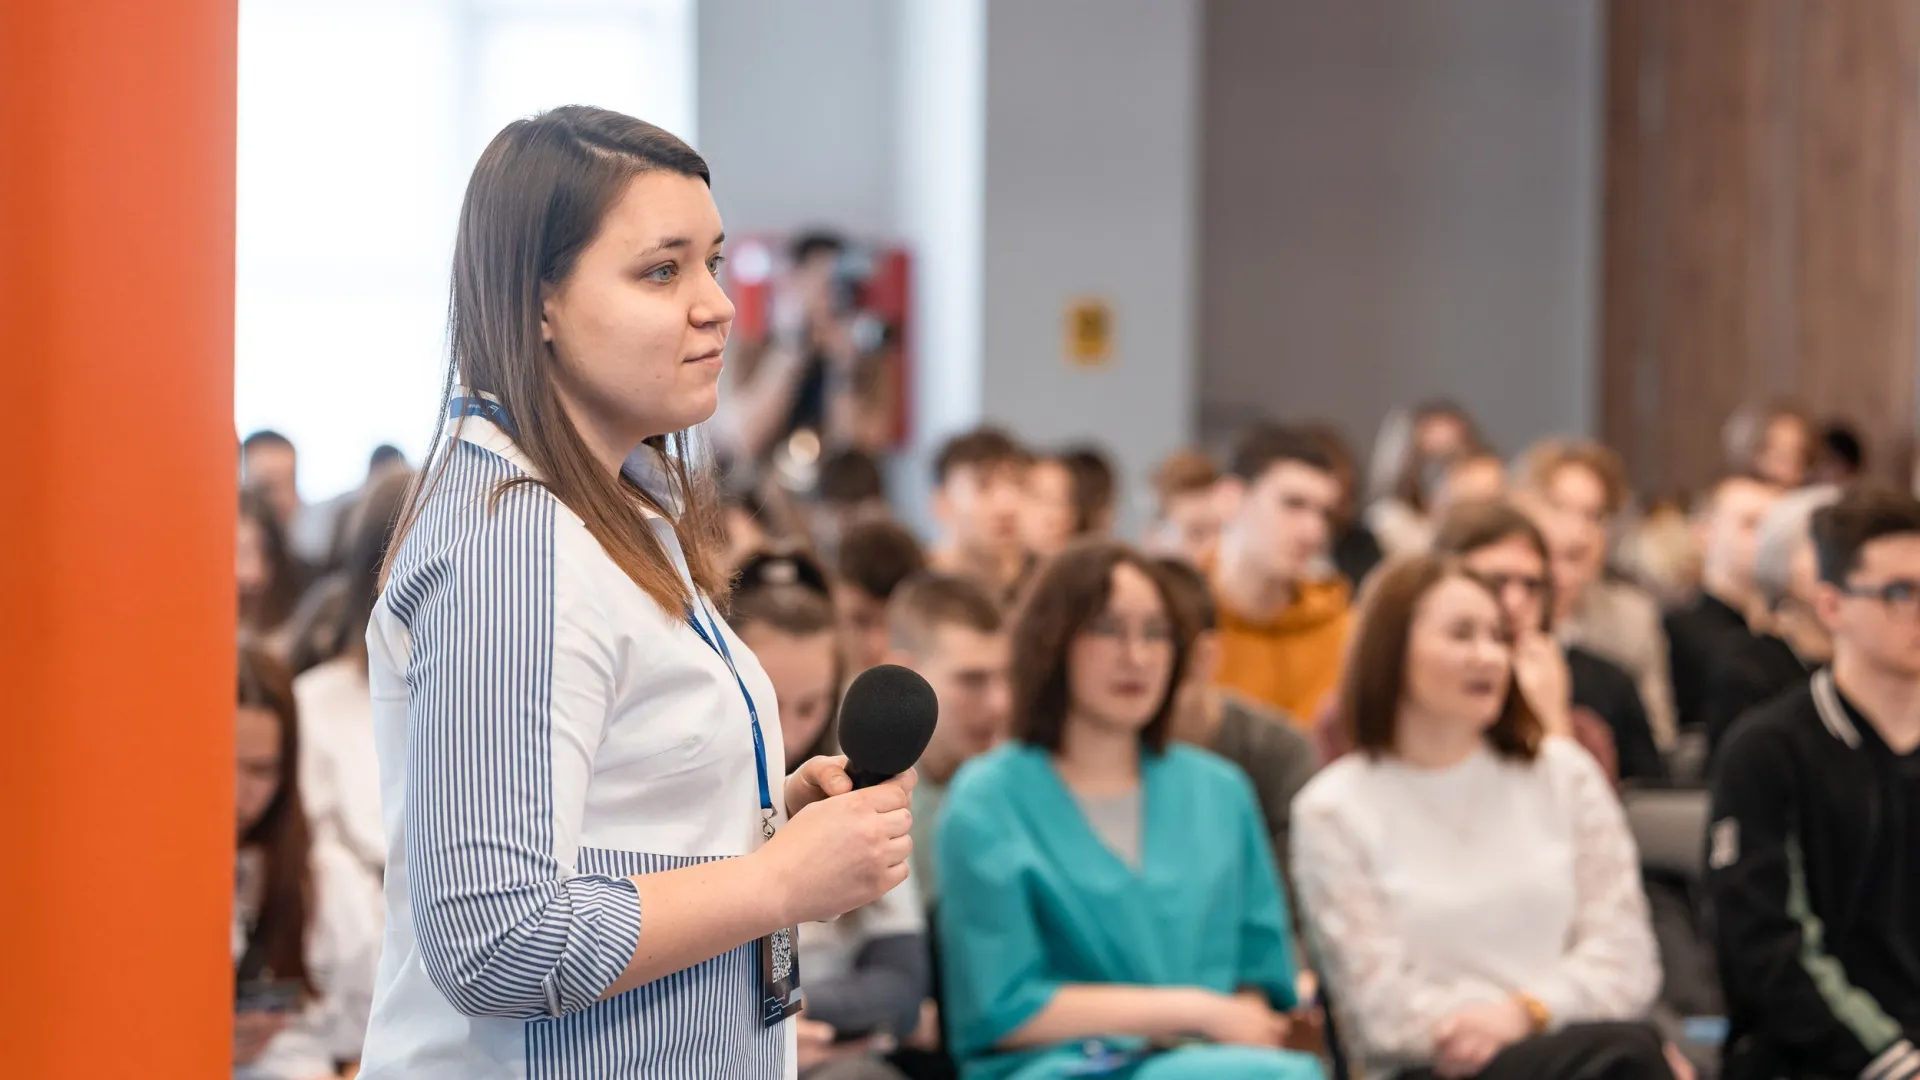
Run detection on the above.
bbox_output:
[1290,736,1660,1073]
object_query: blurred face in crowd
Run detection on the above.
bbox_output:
[237,514,271,609]
[722,504,769,574]
[1462,534,1551,637]
[1543,462,1612,530]
[834,583,892,675]
[1022,458,1078,558]
[937,461,1028,558]
[1234,461,1340,583]
[1154,488,1223,567]
[236,704,282,837]
[1531,500,1601,624]
[540,171,734,452]
[902,624,1012,782]
[1401,574,1513,738]
[243,443,300,526]
[1434,455,1506,519]
[1755,416,1811,490]
[739,622,841,764]
[1702,477,1781,594]
[1066,563,1178,736]
[792,246,840,322]
[1819,534,1920,679]
[1415,414,1471,462]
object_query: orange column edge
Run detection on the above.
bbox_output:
[0,1,237,1076]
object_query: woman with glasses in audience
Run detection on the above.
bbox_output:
[1291,555,1678,1080]
[937,541,1322,1080]
[727,549,925,1080]
[234,646,379,1080]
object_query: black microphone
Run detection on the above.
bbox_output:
[838,664,939,790]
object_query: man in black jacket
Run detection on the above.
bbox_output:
[1709,486,1920,1080]
[1669,475,1780,732]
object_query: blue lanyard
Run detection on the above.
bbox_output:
[448,394,518,436]
[684,602,777,838]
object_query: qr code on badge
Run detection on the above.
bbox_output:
[770,927,793,982]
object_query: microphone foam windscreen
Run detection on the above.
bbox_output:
[837,664,939,779]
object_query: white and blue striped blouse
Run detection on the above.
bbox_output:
[357,411,797,1079]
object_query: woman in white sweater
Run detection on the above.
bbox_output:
[1291,554,1678,1080]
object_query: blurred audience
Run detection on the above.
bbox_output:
[242,429,303,536]
[1813,421,1866,486]
[930,427,1033,608]
[1145,449,1224,567]
[1708,486,1920,1080]
[936,543,1320,1079]
[834,518,930,677]
[234,646,378,1080]
[1722,401,1812,490]
[1664,476,1780,733]
[1614,496,1702,613]
[1292,555,1668,1080]
[811,447,890,558]
[1364,401,1483,559]
[239,488,307,653]
[1211,423,1351,724]
[1300,422,1386,591]
[1431,450,1507,524]
[1022,445,1117,559]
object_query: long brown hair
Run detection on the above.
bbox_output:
[1338,554,1542,762]
[726,548,842,765]
[236,646,315,992]
[239,489,304,635]
[383,107,729,615]
[1008,541,1194,755]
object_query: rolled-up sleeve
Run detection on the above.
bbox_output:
[392,483,641,1020]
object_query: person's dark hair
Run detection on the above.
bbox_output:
[727,547,840,761]
[1724,400,1813,478]
[789,230,846,266]
[314,470,414,671]
[236,645,316,995]
[1059,444,1117,534]
[836,518,926,603]
[1008,541,1193,755]
[368,444,407,473]
[382,107,728,617]
[1386,401,1484,512]
[242,429,294,454]
[934,426,1029,486]
[816,447,886,508]
[888,572,1005,655]
[1152,556,1217,634]
[1227,422,1336,485]
[239,488,303,635]
[1810,485,1920,586]
[1339,554,1543,762]
[1430,498,1557,633]
[1820,423,1865,474]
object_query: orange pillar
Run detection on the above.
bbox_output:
[0,1,236,1076]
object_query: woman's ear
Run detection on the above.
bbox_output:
[538,282,557,345]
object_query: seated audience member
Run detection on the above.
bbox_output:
[235,647,379,1080]
[726,551,926,1080]
[938,543,1321,1080]
[811,446,890,557]
[1702,485,1841,762]
[292,470,413,900]
[1291,555,1671,1080]
[1300,421,1386,590]
[1212,423,1351,724]
[1432,450,1508,523]
[930,427,1033,608]
[886,573,1012,904]
[1665,475,1781,732]
[1708,487,1920,1080]
[1145,449,1224,567]
[1722,401,1813,490]
[1364,400,1483,559]
[1518,440,1679,747]
[1813,421,1866,486]
[1432,500,1665,783]
[1156,557,1319,872]
[1614,497,1703,613]
[721,485,778,574]
[834,518,929,677]
[1023,445,1116,559]
[242,428,305,542]
[239,489,307,654]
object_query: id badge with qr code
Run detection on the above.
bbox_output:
[759,925,803,1026]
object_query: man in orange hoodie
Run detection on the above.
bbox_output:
[1210,422,1352,725]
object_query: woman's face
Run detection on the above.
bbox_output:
[236,704,282,837]
[237,516,270,604]
[1544,462,1610,529]
[1402,575,1512,735]
[1755,417,1810,489]
[1022,459,1078,557]
[542,171,736,454]
[1462,534,1550,636]
[740,624,840,764]
[1065,563,1177,735]
[1416,414,1470,462]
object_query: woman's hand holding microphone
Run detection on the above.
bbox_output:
[758,755,918,924]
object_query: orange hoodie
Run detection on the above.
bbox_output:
[1212,575,1352,727]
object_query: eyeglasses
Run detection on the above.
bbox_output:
[1474,572,1547,598]
[1082,615,1177,647]
[1840,579,1920,618]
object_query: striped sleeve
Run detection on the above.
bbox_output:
[388,462,641,1020]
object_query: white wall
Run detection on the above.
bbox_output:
[980,0,1202,536]
[694,0,899,240]
[1199,0,1602,462]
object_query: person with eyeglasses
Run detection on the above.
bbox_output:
[1708,485,1920,1080]
[936,541,1322,1080]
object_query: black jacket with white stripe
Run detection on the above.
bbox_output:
[1708,669,1920,1080]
